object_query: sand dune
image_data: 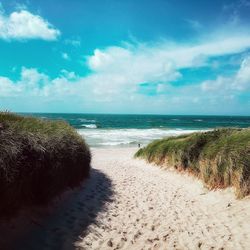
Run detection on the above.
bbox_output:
[1,147,250,249]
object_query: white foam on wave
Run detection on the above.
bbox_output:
[78,118,96,123]
[81,124,97,129]
[77,128,204,147]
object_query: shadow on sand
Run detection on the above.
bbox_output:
[0,168,114,250]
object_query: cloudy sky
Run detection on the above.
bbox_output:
[0,0,250,115]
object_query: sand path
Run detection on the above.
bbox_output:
[1,147,250,250]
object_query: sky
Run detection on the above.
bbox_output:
[0,0,250,115]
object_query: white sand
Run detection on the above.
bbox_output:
[1,147,250,250]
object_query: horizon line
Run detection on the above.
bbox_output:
[16,112,250,117]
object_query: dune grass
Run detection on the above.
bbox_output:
[135,128,250,198]
[0,112,91,216]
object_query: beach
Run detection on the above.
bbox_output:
[1,147,250,249]
[2,0,250,248]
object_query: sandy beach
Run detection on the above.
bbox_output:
[1,147,250,250]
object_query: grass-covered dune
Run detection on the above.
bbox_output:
[0,112,91,216]
[135,128,250,198]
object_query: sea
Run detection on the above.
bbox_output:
[24,114,250,147]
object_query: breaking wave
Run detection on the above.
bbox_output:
[77,128,204,147]
[80,124,97,129]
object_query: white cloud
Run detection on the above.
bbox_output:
[88,34,250,74]
[65,38,81,47]
[62,52,70,60]
[0,9,60,40]
[235,56,250,89]
[1,32,250,113]
[0,76,21,96]
[0,68,57,97]
[88,46,181,85]
[60,70,77,80]
[201,76,227,91]
[0,63,249,114]
[156,83,173,94]
[83,33,250,101]
[202,56,250,92]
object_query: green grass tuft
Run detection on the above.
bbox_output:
[135,128,250,198]
[0,112,91,216]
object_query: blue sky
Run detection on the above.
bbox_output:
[0,0,250,115]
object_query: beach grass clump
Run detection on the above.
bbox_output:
[0,112,91,216]
[135,128,250,198]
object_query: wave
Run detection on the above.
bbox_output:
[80,124,97,129]
[78,118,96,123]
[77,128,205,147]
[194,119,203,122]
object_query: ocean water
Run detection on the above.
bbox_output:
[25,113,250,147]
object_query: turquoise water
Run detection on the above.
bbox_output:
[23,114,250,147]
